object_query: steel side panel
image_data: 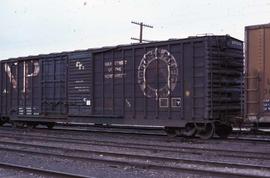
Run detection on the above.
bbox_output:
[90,40,209,127]
[67,52,92,116]
[264,28,270,110]
[246,29,262,116]
[183,43,194,121]
[246,25,270,120]
[0,36,243,127]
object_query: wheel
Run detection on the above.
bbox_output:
[197,123,215,139]
[182,124,197,137]
[215,123,232,139]
[46,123,55,129]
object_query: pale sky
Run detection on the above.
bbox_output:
[0,0,269,59]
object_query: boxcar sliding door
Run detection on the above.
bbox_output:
[41,56,68,116]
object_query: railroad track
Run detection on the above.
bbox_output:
[1,124,270,143]
[2,124,270,153]
[2,123,270,144]
[46,124,270,143]
[0,130,269,162]
[0,161,88,178]
[0,138,269,178]
[1,128,270,177]
[57,124,270,140]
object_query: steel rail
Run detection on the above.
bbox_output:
[0,140,269,178]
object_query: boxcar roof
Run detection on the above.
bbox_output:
[1,35,241,62]
[245,23,270,30]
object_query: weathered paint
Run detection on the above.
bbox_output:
[245,23,270,123]
[0,36,243,127]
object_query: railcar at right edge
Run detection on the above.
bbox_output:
[245,23,270,128]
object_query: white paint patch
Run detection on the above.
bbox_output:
[76,61,85,70]
[159,98,169,108]
[137,48,178,99]
[86,100,91,106]
[125,99,131,107]
[4,61,40,91]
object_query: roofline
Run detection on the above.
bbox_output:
[1,35,241,61]
[245,23,270,30]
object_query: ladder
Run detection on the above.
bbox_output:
[245,73,260,118]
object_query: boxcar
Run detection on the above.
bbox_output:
[0,35,243,139]
[245,23,270,127]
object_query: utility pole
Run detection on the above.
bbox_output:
[131,21,153,43]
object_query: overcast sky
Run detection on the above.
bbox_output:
[0,0,269,59]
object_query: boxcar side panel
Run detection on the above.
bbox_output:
[245,24,270,123]
[207,36,243,121]
[90,39,207,127]
[67,51,92,116]
[41,56,67,116]
[0,59,42,118]
[0,35,243,129]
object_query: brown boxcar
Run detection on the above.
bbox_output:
[0,35,243,138]
[245,23,270,126]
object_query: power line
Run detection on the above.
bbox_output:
[131,21,153,43]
